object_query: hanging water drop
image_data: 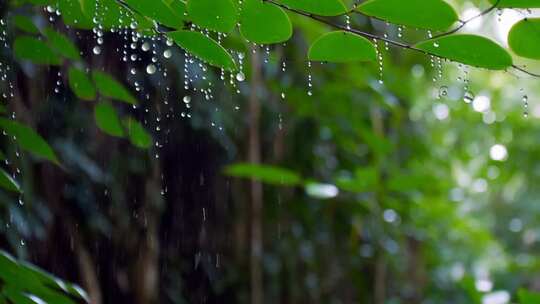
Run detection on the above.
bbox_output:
[141,42,150,52]
[146,64,156,74]
[163,49,172,59]
[183,95,191,104]
[438,85,448,98]
[463,91,474,104]
[522,89,529,118]
[92,46,101,55]
[307,61,313,96]
[236,72,245,82]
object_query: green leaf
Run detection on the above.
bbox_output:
[123,118,152,149]
[518,289,540,304]
[356,0,458,31]
[12,15,39,34]
[308,31,377,63]
[92,71,137,105]
[278,0,347,16]
[240,0,292,44]
[43,27,81,60]
[0,118,59,164]
[58,0,95,30]
[415,34,512,70]
[488,0,540,8]
[123,0,186,29]
[94,102,125,137]
[167,30,236,70]
[68,67,96,100]
[13,36,62,65]
[0,169,21,193]
[187,0,237,33]
[0,251,88,304]
[508,18,540,60]
[225,163,302,185]
[97,0,134,29]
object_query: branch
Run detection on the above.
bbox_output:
[111,0,540,79]
[264,0,540,78]
[264,0,420,52]
[432,0,501,39]
[512,64,540,77]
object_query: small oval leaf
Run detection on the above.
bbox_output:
[43,28,81,61]
[58,0,95,29]
[0,169,21,193]
[415,34,512,70]
[508,18,540,59]
[278,0,347,16]
[488,0,540,8]
[309,31,377,63]
[12,15,39,34]
[357,0,458,31]
[123,118,152,149]
[187,0,238,33]
[13,37,62,65]
[68,67,96,101]
[123,0,186,29]
[240,0,292,44]
[167,30,236,70]
[0,118,59,164]
[225,163,302,186]
[94,102,125,137]
[92,71,137,105]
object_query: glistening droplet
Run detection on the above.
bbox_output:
[236,72,245,82]
[438,85,448,98]
[463,91,474,104]
[146,64,156,74]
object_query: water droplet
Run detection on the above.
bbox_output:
[183,95,191,104]
[433,42,440,48]
[146,64,156,74]
[163,49,172,58]
[463,90,474,103]
[438,85,448,98]
[130,68,136,75]
[236,72,245,82]
[141,42,150,52]
[92,46,101,55]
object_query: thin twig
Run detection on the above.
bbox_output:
[432,0,501,39]
[113,0,540,78]
[264,0,540,78]
[512,64,540,77]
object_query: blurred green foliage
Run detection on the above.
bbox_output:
[1,0,540,303]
